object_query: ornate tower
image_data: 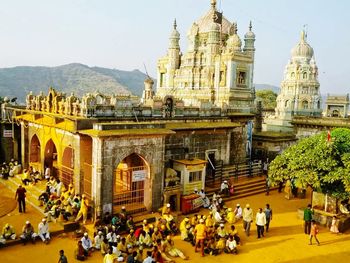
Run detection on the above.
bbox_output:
[275,30,322,121]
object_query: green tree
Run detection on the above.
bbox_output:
[269,128,350,199]
[255,89,277,109]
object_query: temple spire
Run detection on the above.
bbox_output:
[173,19,177,30]
[211,0,216,9]
[249,21,252,31]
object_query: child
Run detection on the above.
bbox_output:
[330,216,339,234]
[309,220,320,246]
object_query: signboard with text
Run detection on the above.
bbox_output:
[132,170,147,182]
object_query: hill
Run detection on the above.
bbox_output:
[0,63,149,103]
[255,84,280,93]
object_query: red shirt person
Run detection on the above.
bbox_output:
[15,185,26,213]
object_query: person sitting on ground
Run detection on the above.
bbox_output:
[220,181,230,196]
[126,215,135,231]
[103,247,117,263]
[162,235,188,260]
[234,204,243,221]
[138,230,152,248]
[156,238,173,262]
[216,223,228,240]
[106,226,118,247]
[143,250,153,263]
[81,232,93,257]
[111,214,122,229]
[75,240,86,261]
[20,221,37,245]
[126,250,137,263]
[119,206,128,229]
[38,218,50,244]
[204,236,218,256]
[101,238,109,256]
[22,169,32,185]
[224,235,238,254]
[152,227,163,244]
[135,246,144,263]
[226,208,235,224]
[117,237,128,255]
[9,161,21,177]
[339,202,350,214]
[0,223,16,245]
[229,225,241,245]
[126,229,137,247]
[94,231,104,250]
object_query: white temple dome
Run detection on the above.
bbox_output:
[291,31,314,59]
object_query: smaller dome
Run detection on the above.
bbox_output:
[244,21,255,39]
[227,34,242,51]
[170,19,180,38]
[291,31,314,59]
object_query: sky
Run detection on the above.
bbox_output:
[0,0,349,94]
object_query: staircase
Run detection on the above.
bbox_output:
[204,161,275,203]
[0,174,46,215]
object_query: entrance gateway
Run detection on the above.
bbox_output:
[113,153,150,213]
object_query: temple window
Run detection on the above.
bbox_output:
[303,72,307,79]
[302,100,309,109]
[237,71,246,85]
[160,73,165,87]
[291,72,295,78]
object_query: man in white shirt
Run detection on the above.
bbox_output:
[81,232,93,256]
[220,181,229,196]
[38,218,50,244]
[256,208,267,238]
[143,251,153,263]
[234,204,243,220]
[94,231,104,250]
[242,204,253,236]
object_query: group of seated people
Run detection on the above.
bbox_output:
[0,159,22,179]
[179,204,242,256]
[74,205,188,262]
[21,166,43,185]
[0,218,51,246]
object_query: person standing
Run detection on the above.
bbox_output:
[264,204,273,232]
[309,220,320,245]
[242,204,253,236]
[330,216,340,234]
[304,204,313,235]
[15,185,26,213]
[256,208,266,239]
[75,195,89,224]
[58,250,68,263]
[194,218,207,257]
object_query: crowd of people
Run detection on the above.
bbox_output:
[0,159,22,179]
[0,218,50,246]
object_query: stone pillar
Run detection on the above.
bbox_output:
[92,137,105,219]
[21,123,29,167]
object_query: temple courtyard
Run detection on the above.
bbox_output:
[0,181,349,263]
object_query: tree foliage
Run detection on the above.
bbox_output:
[255,89,277,109]
[269,128,350,199]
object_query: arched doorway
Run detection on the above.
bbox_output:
[332,110,340,117]
[30,135,40,163]
[44,139,58,178]
[61,146,74,187]
[113,153,150,212]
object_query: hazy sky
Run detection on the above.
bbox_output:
[0,0,349,94]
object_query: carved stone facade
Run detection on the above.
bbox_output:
[156,0,256,111]
[324,94,349,118]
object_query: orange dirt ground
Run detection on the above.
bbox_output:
[0,183,350,263]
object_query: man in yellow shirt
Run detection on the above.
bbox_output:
[194,219,207,256]
[103,248,117,263]
[75,195,89,224]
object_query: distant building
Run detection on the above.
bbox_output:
[324,94,349,118]
[265,30,322,132]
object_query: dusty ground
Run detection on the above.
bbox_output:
[0,184,350,263]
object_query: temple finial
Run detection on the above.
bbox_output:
[173,19,177,30]
[211,0,216,9]
[249,21,252,31]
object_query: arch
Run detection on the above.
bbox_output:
[303,72,307,79]
[317,100,321,109]
[302,100,309,109]
[164,96,174,118]
[44,139,58,178]
[61,146,74,186]
[113,153,150,212]
[30,134,40,163]
[291,72,295,78]
[285,100,289,108]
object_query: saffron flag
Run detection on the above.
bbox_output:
[327,130,331,142]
